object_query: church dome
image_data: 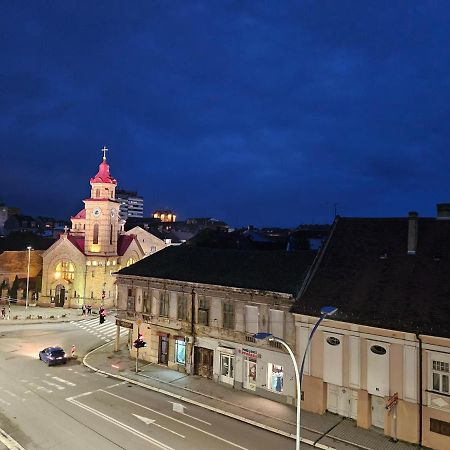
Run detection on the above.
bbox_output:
[90,158,117,185]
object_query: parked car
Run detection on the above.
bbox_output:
[38,347,67,366]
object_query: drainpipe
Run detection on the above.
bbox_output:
[416,332,423,447]
[189,288,196,375]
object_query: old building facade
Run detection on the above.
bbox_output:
[114,245,315,404]
[292,208,450,450]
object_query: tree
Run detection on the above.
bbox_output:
[9,275,19,300]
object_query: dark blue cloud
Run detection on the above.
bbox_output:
[1,1,450,226]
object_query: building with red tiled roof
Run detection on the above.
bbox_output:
[39,148,147,309]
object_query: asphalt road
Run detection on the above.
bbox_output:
[0,319,303,450]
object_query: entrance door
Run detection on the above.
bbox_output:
[158,335,169,365]
[220,354,234,385]
[244,359,257,391]
[327,385,358,420]
[371,395,385,429]
[55,285,65,307]
[194,347,213,379]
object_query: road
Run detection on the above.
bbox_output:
[0,318,302,450]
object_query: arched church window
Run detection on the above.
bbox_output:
[55,261,75,281]
[126,257,135,267]
[93,224,99,244]
[96,189,100,198]
[110,224,113,245]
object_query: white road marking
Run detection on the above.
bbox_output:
[51,377,76,386]
[133,414,185,438]
[67,398,175,449]
[170,402,211,425]
[106,382,127,389]
[66,391,92,401]
[42,380,65,390]
[28,383,52,393]
[3,391,17,398]
[101,390,248,449]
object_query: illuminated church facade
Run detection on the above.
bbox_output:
[39,148,145,309]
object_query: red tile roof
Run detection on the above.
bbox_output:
[90,159,117,185]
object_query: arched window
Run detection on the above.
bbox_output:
[96,189,100,198]
[126,257,135,267]
[93,224,99,244]
[55,261,75,281]
[110,224,113,245]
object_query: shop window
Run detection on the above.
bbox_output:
[175,339,186,364]
[159,291,169,317]
[177,293,187,320]
[432,360,449,394]
[268,363,284,393]
[198,298,209,326]
[55,260,75,281]
[223,303,234,329]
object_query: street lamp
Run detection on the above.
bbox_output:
[25,246,32,310]
[254,305,338,450]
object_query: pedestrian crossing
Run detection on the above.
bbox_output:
[70,318,129,342]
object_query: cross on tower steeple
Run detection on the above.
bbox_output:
[101,146,108,160]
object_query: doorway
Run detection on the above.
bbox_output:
[371,395,386,429]
[158,335,169,365]
[327,384,358,420]
[194,347,213,379]
[243,358,257,391]
[220,353,234,385]
[55,285,65,307]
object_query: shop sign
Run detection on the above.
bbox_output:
[115,319,133,329]
[239,348,260,359]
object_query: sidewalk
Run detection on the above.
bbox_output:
[84,342,420,450]
[0,304,86,324]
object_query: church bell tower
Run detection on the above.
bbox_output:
[84,147,120,256]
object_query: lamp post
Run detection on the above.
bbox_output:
[25,246,32,310]
[254,305,338,450]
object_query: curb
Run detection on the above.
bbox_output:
[83,343,336,450]
[0,428,26,450]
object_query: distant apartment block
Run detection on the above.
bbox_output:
[116,189,144,220]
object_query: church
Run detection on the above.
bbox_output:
[39,148,146,309]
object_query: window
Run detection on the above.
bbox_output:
[430,418,450,436]
[177,293,187,320]
[223,303,234,329]
[370,345,387,355]
[268,363,284,393]
[198,297,209,325]
[126,257,135,267]
[150,246,157,253]
[175,339,186,364]
[143,290,151,313]
[55,261,75,281]
[432,360,449,394]
[96,189,100,198]
[110,224,113,245]
[93,224,99,244]
[127,288,135,311]
[326,336,341,346]
[159,291,169,317]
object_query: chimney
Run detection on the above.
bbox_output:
[407,211,418,255]
[436,203,450,220]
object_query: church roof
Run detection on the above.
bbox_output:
[117,235,135,256]
[71,209,86,220]
[67,235,85,253]
[90,158,117,185]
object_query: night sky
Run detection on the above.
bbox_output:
[2,1,450,228]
